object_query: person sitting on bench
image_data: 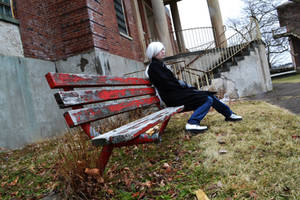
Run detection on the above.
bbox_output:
[145,42,242,134]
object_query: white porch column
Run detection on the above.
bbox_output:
[151,0,174,56]
[132,0,146,59]
[206,0,227,48]
[170,1,186,52]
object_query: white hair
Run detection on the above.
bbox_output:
[146,42,165,60]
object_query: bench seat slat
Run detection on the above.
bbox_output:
[56,87,155,108]
[92,106,184,146]
[46,72,151,88]
[64,96,160,127]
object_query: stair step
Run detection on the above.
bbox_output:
[219,65,230,73]
[214,72,221,78]
[235,55,244,61]
[241,47,251,56]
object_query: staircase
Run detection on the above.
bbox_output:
[124,18,262,90]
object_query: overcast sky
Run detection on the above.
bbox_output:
[175,0,289,29]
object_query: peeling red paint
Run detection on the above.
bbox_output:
[56,87,155,107]
[45,72,151,88]
[68,96,159,126]
[46,72,183,176]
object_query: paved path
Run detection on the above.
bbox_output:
[247,82,300,114]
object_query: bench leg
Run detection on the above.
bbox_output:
[159,117,171,135]
[81,123,100,139]
[97,145,113,175]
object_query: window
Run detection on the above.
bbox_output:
[0,0,13,18]
[113,0,129,36]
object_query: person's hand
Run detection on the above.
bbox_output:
[178,80,194,88]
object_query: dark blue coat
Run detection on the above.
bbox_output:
[147,58,215,111]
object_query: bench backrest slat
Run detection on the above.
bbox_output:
[55,87,155,108]
[46,72,151,88]
[64,96,160,127]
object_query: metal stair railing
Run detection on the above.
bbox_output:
[124,18,262,90]
[171,17,261,89]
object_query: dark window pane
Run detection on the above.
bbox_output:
[0,0,10,5]
[5,6,11,17]
[113,0,128,35]
[0,1,13,18]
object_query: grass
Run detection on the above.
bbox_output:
[1,100,300,199]
[272,73,300,83]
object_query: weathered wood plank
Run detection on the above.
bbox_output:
[55,87,155,108]
[64,96,160,127]
[92,106,184,146]
[45,72,151,88]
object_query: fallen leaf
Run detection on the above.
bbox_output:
[132,192,140,198]
[144,180,152,188]
[123,167,130,171]
[163,163,170,169]
[145,124,160,136]
[97,176,104,183]
[249,190,258,199]
[124,176,131,187]
[84,168,100,176]
[165,167,172,173]
[195,189,210,200]
[106,188,114,195]
[160,180,165,186]
[9,177,19,186]
[1,182,7,187]
[292,135,300,139]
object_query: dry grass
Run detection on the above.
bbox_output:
[190,100,300,199]
[1,100,300,199]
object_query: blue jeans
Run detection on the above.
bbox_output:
[187,95,232,125]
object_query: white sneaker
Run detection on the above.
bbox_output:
[225,113,242,121]
[185,123,208,134]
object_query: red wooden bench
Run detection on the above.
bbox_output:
[45,72,184,175]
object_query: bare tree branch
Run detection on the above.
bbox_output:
[226,0,291,67]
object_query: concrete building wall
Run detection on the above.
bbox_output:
[0,50,145,150]
[165,43,272,99]
[211,44,272,98]
[0,21,24,57]
[0,55,66,149]
[55,48,145,76]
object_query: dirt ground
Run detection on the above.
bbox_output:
[247,82,300,114]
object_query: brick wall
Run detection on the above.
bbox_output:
[277,3,300,34]
[277,2,300,69]
[291,38,300,68]
[14,0,59,60]
[14,0,144,62]
[94,0,143,61]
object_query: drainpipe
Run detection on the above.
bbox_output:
[206,0,227,48]
[170,1,186,53]
[151,0,174,56]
